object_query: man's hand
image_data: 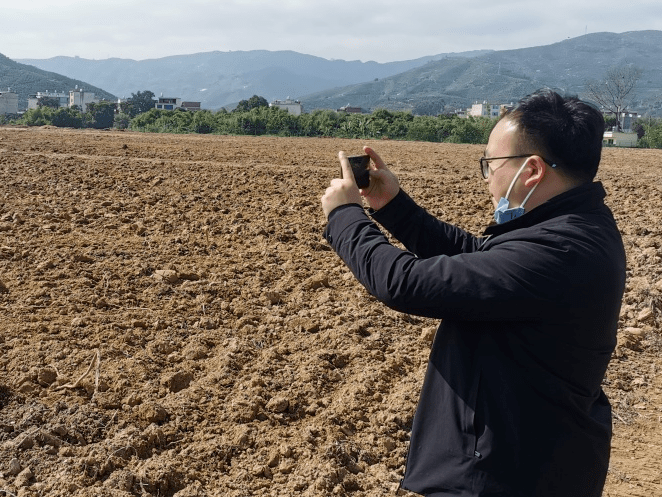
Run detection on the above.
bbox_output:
[361,146,400,211]
[321,151,363,218]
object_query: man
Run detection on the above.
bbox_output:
[321,89,626,497]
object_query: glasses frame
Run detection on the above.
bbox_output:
[479,154,555,179]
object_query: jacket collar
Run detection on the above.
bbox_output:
[483,181,607,237]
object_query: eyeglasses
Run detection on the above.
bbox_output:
[479,154,556,179]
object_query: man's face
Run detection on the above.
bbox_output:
[483,119,529,208]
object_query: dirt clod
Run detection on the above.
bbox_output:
[154,269,179,283]
[36,367,58,386]
[15,466,33,487]
[7,457,21,476]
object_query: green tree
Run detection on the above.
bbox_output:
[300,109,341,137]
[51,107,83,128]
[113,111,132,130]
[436,115,460,141]
[152,109,192,133]
[213,108,235,135]
[37,97,61,109]
[262,107,297,136]
[386,119,410,140]
[190,110,215,134]
[234,95,269,113]
[638,119,662,148]
[84,101,115,129]
[372,108,395,122]
[445,117,494,144]
[406,116,440,142]
[21,108,48,126]
[129,108,161,130]
[235,107,268,135]
[127,90,156,116]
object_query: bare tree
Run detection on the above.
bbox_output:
[585,65,642,131]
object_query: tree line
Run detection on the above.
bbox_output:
[128,104,499,144]
[8,101,117,129]
[2,91,497,144]
[3,91,662,148]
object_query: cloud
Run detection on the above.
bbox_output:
[2,0,662,62]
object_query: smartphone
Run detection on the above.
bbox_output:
[344,155,371,189]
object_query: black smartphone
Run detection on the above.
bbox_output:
[344,155,371,189]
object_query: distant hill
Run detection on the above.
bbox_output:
[300,31,662,116]
[16,50,491,111]
[0,53,116,110]
[12,31,662,117]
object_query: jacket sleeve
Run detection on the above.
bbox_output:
[369,190,482,257]
[322,203,602,322]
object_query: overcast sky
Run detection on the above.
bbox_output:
[2,0,661,63]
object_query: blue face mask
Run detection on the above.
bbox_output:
[493,159,539,224]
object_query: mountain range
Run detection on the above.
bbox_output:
[15,49,489,111]
[6,30,662,116]
[301,30,662,116]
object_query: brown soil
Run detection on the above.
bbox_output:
[0,127,660,497]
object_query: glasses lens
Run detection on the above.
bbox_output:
[480,158,488,178]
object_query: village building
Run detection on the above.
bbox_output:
[155,97,182,110]
[154,97,202,111]
[338,104,362,114]
[26,88,101,112]
[603,130,638,147]
[467,101,514,118]
[602,112,639,147]
[181,101,201,112]
[69,87,99,112]
[619,112,638,132]
[469,101,500,118]
[0,89,18,115]
[270,98,303,116]
[27,91,69,110]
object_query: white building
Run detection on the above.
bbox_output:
[602,112,639,147]
[0,89,18,115]
[155,97,182,110]
[69,87,99,112]
[468,101,513,118]
[603,130,638,147]
[27,91,69,110]
[270,98,303,116]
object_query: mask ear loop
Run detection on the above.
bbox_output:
[504,158,540,209]
[504,159,531,200]
[519,181,539,209]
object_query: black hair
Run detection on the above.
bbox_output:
[503,89,605,184]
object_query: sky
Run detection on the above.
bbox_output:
[2,0,661,63]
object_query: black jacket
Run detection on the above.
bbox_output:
[323,182,626,497]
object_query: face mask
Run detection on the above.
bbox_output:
[493,158,539,224]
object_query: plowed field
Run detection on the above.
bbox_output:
[0,126,660,497]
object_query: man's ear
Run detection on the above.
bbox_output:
[523,156,546,187]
